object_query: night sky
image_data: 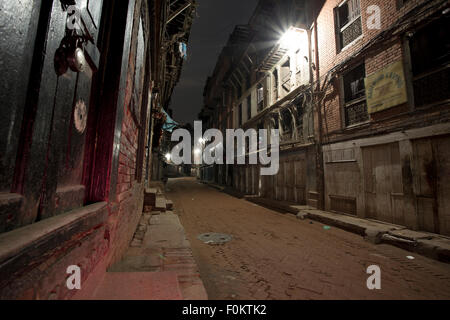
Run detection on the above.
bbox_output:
[169,0,259,125]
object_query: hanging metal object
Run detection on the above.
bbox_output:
[54,35,86,75]
[67,37,86,72]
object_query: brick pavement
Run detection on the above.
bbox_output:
[168,177,450,300]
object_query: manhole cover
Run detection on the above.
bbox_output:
[198,233,233,245]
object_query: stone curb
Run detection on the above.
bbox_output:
[296,208,450,264]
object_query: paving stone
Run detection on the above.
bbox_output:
[85,272,182,300]
[155,197,167,212]
[102,193,208,300]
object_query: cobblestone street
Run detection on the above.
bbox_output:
[167,177,450,300]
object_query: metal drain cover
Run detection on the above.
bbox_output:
[198,233,233,245]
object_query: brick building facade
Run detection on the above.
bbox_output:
[200,0,450,235]
[199,0,321,208]
[0,0,195,299]
[316,0,450,235]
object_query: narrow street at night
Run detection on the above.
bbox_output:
[1,0,450,313]
[167,177,450,300]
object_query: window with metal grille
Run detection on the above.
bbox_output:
[410,16,450,108]
[335,0,362,52]
[343,63,369,126]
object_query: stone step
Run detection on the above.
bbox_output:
[155,196,167,212]
[84,272,182,300]
[144,188,157,207]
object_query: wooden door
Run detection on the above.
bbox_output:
[363,143,404,225]
[413,135,450,235]
[294,155,306,204]
[12,0,105,225]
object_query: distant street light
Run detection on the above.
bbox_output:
[165,153,171,162]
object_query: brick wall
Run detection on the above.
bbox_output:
[314,0,449,143]
[101,0,147,272]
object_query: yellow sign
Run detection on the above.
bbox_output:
[365,60,408,114]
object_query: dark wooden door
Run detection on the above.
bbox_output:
[13,0,104,225]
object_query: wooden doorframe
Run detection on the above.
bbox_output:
[82,0,137,204]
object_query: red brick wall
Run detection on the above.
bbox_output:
[316,0,422,77]
[314,0,448,143]
[107,71,144,266]
[104,0,146,268]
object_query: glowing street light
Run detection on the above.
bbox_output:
[165,153,171,162]
[279,26,306,51]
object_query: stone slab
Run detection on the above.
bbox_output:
[86,272,182,300]
[155,197,167,212]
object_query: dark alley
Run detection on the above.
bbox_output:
[1,0,450,311]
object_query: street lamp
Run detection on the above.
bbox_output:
[279,26,306,51]
[165,153,171,162]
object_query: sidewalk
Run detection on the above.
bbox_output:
[202,181,450,264]
[75,187,208,300]
[295,207,450,264]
